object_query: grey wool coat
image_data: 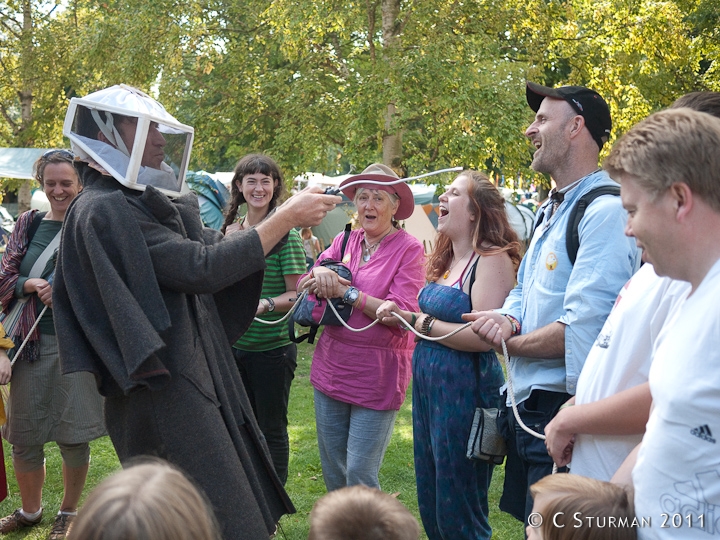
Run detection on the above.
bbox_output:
[53,164,295,539]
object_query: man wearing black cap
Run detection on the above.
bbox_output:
[464,82,640,525]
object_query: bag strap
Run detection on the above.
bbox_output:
[27,211,47,244]
[28,227,62,279]
[7,220,62,322]
[339,223,352,260]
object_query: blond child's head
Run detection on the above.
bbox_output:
[527,474,636,540]
[308,485,420,540]
[68,459,221,540]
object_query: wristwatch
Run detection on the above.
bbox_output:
[260,298,275,313]
[342,286,360,305]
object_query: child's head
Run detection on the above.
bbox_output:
[308,485,420,540]
[528,474,636,540]
[301,227,313,239]
[68,459,221,540]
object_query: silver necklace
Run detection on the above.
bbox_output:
[362,229,393,262]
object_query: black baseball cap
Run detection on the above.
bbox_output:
[526,81,612,150]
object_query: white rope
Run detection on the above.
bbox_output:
[392,313,555,470]
[387,312,547,442]
[390,311,472,341]
[252,302,298,325]
[277,291,557,471]
[267,287,556,470]
[326,299,381,332]
[497,337,545,441]
[389,310,551,446]
[326,167,463,195]
[10,305,48,368]
[498,336,559,473]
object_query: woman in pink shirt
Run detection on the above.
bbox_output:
[298,164,424,491]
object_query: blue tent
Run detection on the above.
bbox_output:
[186,171,231,230]
[0,148,49,180]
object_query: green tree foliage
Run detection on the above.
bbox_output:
[501,0,712,154]
[0,0,83,207]
[0,0,74,147]
[2,0,719,194]
[75,0,182,88]
[158,0,535,180]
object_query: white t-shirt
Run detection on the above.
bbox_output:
[634,258,720,539]
[570,264,690,481]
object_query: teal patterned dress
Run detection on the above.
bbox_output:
[412,281,505,540]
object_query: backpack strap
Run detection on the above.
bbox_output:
[533,206,547,233]
[565,185,621,265]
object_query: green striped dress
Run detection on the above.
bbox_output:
[233,228,306,351]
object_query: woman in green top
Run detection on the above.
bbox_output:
[221,154,306,485]
[0,150,105,539]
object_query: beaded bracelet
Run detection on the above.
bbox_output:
[504,314,521,336]
[427,317,436,335]
[421,315,436,336]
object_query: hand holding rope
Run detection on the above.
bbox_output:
[256,295,555,472]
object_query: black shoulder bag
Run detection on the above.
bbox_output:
[289,224,353,344]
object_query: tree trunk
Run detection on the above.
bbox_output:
[383,103,402,170]
[380,0,403,173]
[17,0,35,214]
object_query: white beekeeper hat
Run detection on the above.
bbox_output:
[64,84,194,197]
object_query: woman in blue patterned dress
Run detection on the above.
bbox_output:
[377,171,521,539]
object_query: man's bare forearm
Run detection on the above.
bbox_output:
[505,321,566,358]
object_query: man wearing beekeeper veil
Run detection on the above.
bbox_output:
[53,85,340,540]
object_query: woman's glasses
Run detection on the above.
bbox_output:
[42,149,74,160]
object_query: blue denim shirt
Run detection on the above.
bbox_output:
[499,170,640,403]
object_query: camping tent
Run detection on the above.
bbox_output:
[307,183,536,256]
[186,171,231,229]
[0,148,48,180]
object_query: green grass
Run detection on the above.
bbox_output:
[279,338,524,540]
[0,438,121,539]
[0,337,524,539]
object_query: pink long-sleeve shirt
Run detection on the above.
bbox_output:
[303,228,425,411]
